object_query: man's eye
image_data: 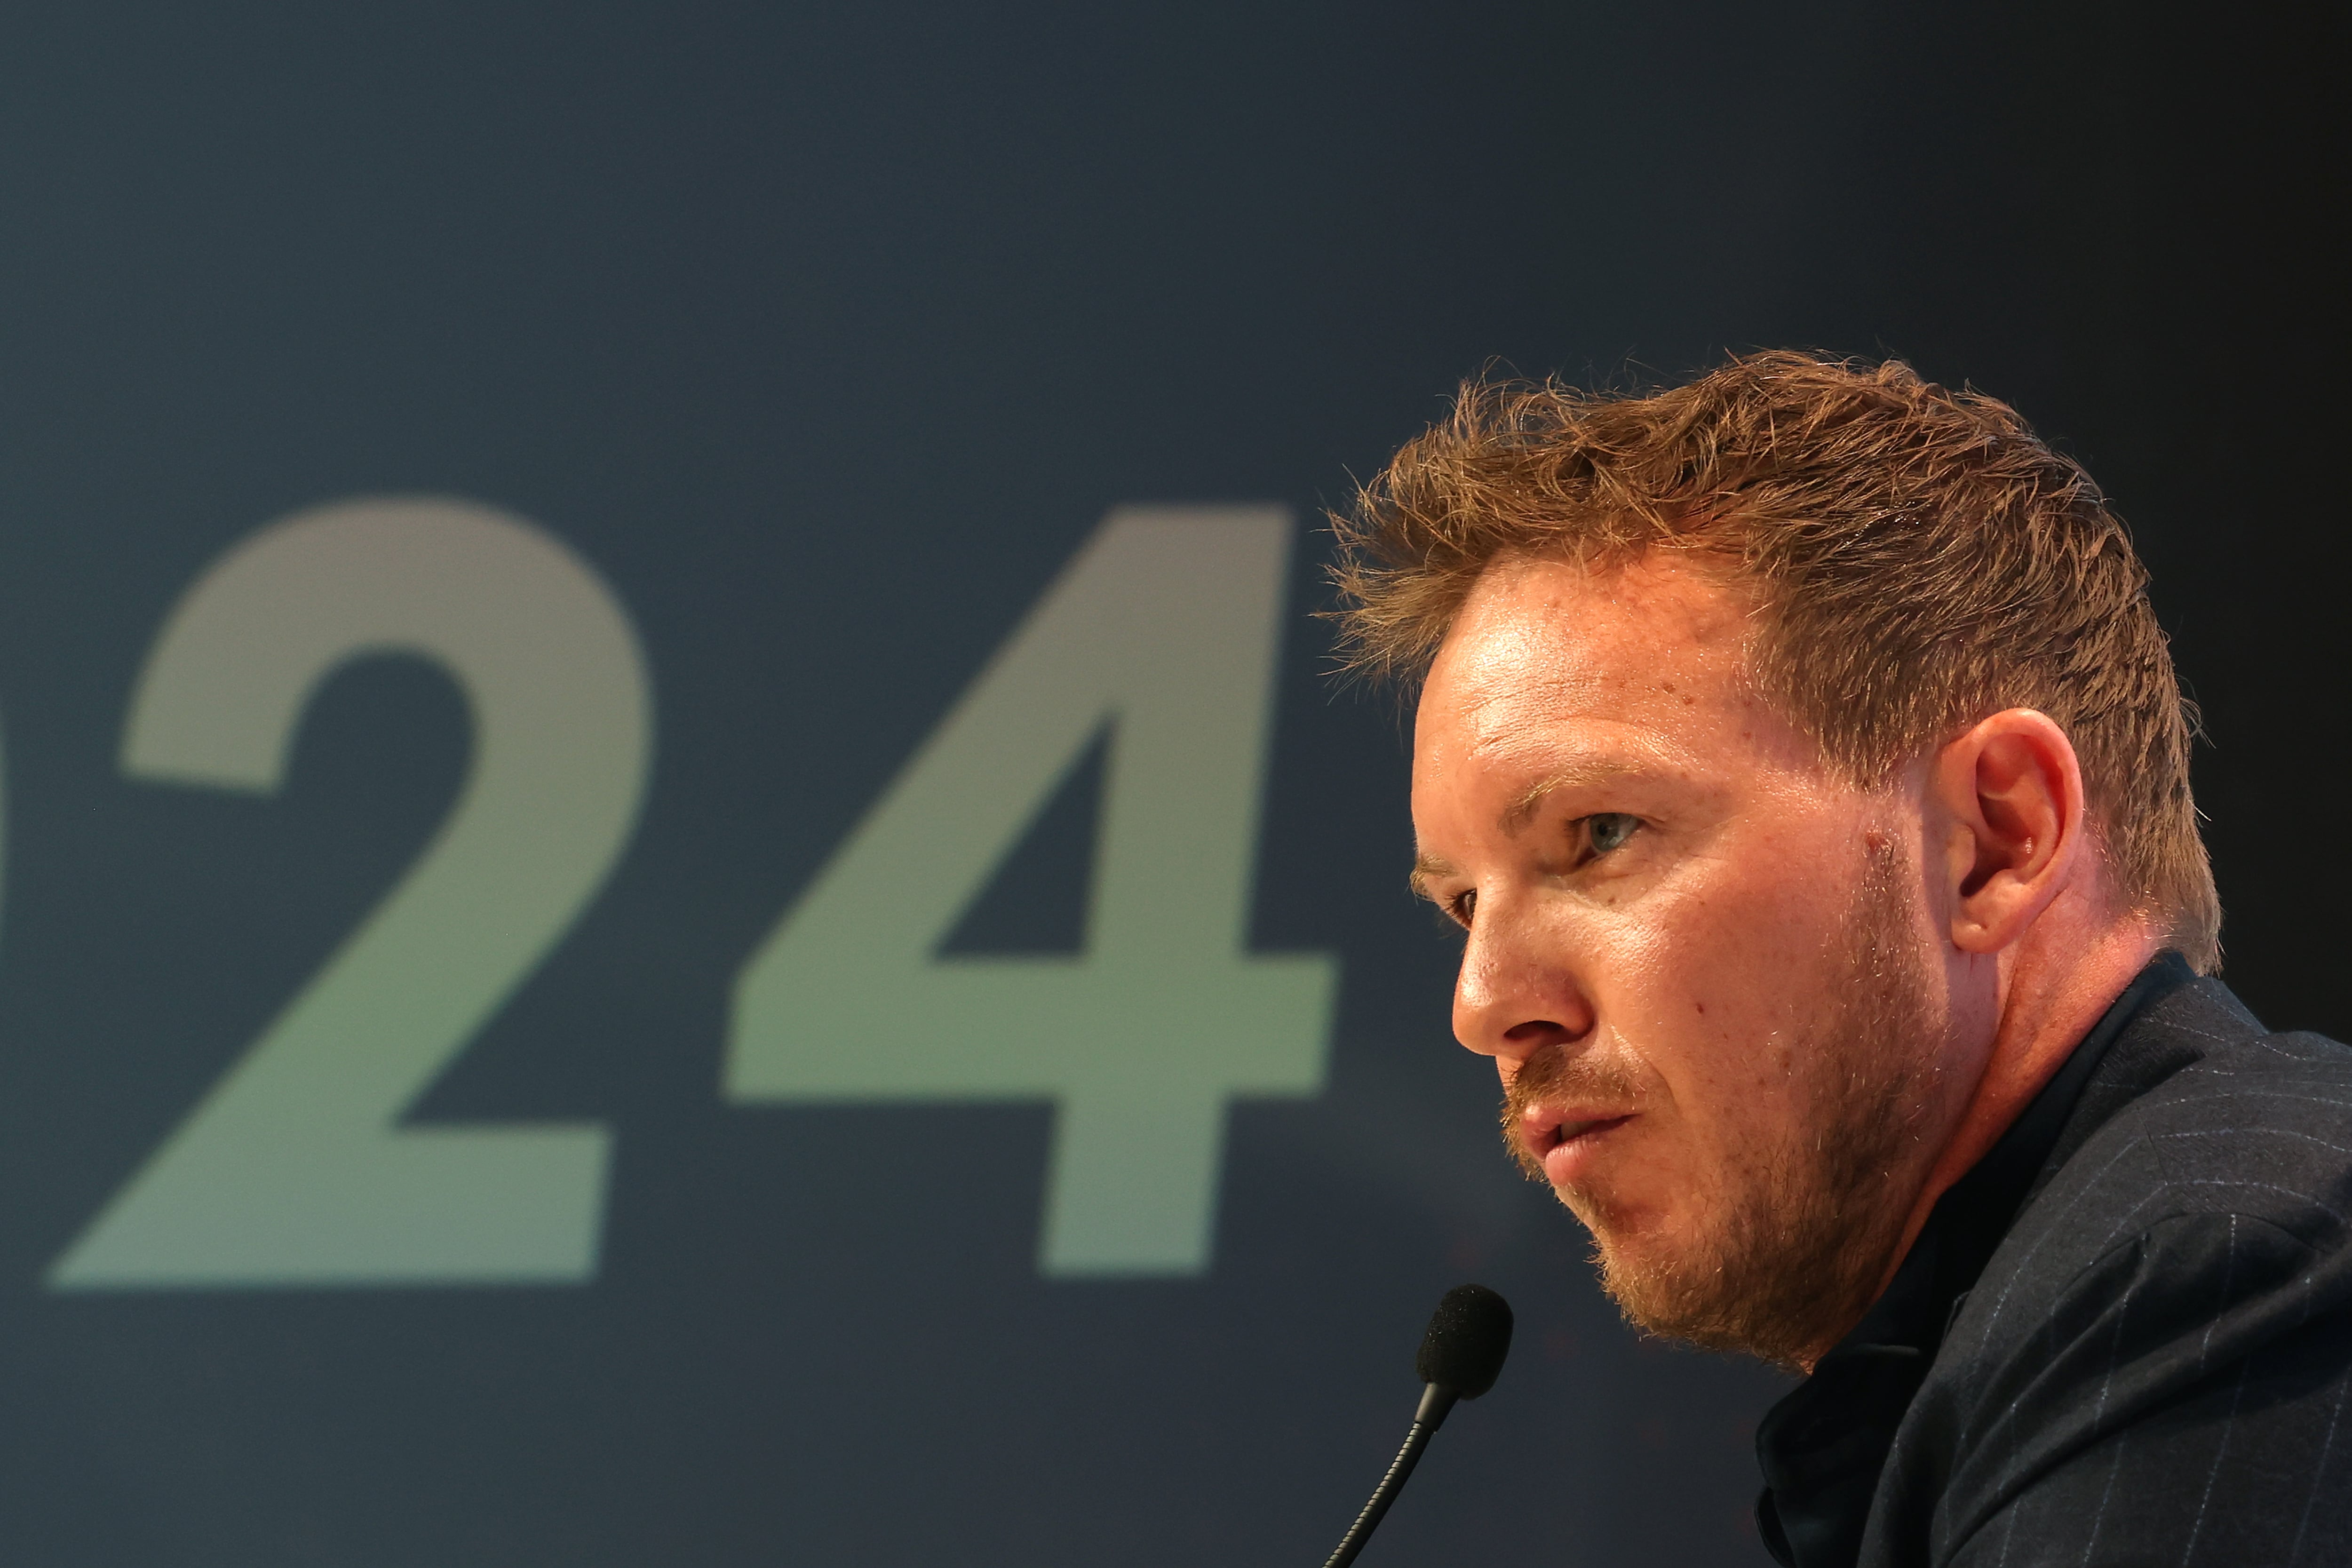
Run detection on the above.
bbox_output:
[1450,888,1478,928]
[1585,812,1641,857]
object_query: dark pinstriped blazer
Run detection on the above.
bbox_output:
[1757,955,2352,1567]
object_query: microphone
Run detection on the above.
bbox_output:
[1321,1283,1514,1568]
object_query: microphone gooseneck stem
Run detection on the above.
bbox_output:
[1322,1423,1433,1568]
[1321,1385,1459,1568]
[1413,1383,1460,1430]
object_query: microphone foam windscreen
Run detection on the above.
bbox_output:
[1415,1283,1514,1398]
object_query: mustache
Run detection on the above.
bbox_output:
[1500,1043,1646,1179]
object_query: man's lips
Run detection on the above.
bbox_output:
[1519,1105,1636,1185]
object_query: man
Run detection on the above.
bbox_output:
[1335,352,2352,1566]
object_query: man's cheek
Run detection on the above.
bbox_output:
[1618,884,1813,1035]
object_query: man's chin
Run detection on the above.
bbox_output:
[1579,1201,1898,1369]
[1553,1192,1686,1302]
[1588,1234,1759,1353]
[1566,1203,1819,1364]
[1551,1176,1653,1243]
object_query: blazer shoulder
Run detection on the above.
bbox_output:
[1906,984,2352,1488]
[1890,1208,2348,1566]
[1868,980,2352,1565]
[2066,980,2352,1251]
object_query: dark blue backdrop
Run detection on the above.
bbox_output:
[0,3,2338,1564]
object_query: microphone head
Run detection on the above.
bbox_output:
[1415,1283,1514,1399]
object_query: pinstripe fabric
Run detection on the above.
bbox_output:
[1759,958,2352,1567]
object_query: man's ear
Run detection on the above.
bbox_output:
[1932,708,2089,955]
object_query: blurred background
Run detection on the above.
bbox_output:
[0,2,2340,1563]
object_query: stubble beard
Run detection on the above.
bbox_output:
[1503,845,1939,1370]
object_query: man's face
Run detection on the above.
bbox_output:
[1409,553,1967,1366]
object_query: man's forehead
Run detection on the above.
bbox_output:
[1470,549,1753,635]
[1420,557,1756,744]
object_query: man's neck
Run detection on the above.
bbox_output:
[1890,917,2165,1293]
[1793,911,2167,1370]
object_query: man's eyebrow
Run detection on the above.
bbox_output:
[1407,852,1456,902]
[1499,759,1645,835]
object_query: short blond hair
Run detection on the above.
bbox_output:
[1333,350,2218,971]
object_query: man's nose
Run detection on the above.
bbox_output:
[1451,899,1592,1064]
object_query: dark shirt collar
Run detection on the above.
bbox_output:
[1752,951,2199,1568]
